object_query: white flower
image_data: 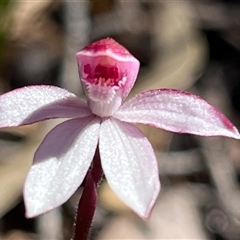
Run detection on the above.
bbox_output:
[0,38,239,219]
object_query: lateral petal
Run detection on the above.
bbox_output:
[114,89,240,139]
[99,118,160,219]
[0,85,91,127]
[24,116,100,218]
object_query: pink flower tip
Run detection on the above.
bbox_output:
[76,38,140,117]
[80,37,134,59]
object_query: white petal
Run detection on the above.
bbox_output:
[24,116,100,218]
[99,118,160,218]
[114,89,240,139]
[0,85,91,127]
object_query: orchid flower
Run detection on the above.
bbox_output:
[0,38,239,220]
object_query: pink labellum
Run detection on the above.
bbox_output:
[76,38,140,117]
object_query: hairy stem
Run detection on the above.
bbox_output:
[73,149,103,240]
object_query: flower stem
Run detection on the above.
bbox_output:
[73,149,103,240]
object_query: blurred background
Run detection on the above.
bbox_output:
[1,0,240,239]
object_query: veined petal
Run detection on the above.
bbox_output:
[24,116,100,218]
[99,118,160,219]
[0,85,91,127]
[114,89,240,139]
